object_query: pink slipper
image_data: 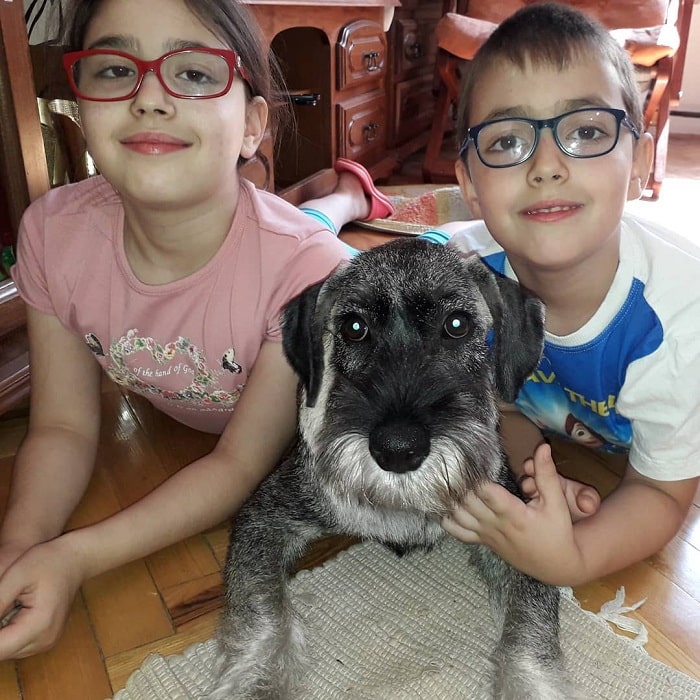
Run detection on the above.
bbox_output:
[334,158,395,220]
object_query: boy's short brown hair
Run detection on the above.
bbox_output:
[456,3,644,154]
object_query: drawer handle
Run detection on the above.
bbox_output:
[406,42,424,60]
[288,91,321,107]
[363,51,380,72]
[363,122,379,143]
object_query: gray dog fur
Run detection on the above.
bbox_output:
[209,239,577,699]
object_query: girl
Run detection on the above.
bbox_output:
[0,0,383,659]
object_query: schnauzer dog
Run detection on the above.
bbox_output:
[210,238,574,699]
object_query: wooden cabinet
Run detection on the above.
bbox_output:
[335,20,389,166]
[246,3,398,189]
[336,19,388,92]
[244,0,444,192]
[0,0,50,414]
[387,0,443,155]
[336,90,387,162]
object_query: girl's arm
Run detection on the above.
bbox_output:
[67,337,299,579]
[0,338,298,658]
[0,307,102,557]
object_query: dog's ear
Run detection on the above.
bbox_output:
[281,280,327,408]
[467,256,545,402]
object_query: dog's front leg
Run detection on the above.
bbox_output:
[210,486,322,700]
[469,545,580,700]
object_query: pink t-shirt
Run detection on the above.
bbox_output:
[12,176,349,433]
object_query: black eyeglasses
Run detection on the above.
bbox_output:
[459,107,640,168]
[62,48,251,102]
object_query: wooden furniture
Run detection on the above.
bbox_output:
[240,1,399,191]
[0,0,50,416]
[422,0,695,200]
[386,1,443,157]
[241,0,444,190]
[0,0,446,416]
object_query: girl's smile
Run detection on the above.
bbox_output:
[120,131,192,156]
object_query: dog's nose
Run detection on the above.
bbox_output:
[369,423,430,473]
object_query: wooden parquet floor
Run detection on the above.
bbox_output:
[1,134,699,698]
[0,384,360,699]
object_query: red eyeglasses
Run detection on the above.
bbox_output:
[62,48,251,101]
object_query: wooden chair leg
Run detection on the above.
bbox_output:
[422,82,454,182]
[423,51,462,183]
[643,57,672,200]
[648,84,671,200]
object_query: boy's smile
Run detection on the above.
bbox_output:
[520,199,583,223]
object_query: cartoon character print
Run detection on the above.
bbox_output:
[85,332,105,356]
[564,413,606,448]
[222,348,242,374]
[516,358,631,455]
[102,329,243,408]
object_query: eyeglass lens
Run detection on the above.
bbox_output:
[475,110,622,167]
[71,51,233,99]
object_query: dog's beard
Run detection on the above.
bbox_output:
[304,420,502,516]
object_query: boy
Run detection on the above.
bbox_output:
[439,4,700,587]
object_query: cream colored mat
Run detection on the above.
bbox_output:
[113,537,700,699]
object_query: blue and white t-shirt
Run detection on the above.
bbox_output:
[442,213,700,482]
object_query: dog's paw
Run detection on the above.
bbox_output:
[492,654,579,700]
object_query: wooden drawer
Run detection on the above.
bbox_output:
[336,90,387,163]
[336,19,387,91]
[393,74,436,144]
[393,17,439,77]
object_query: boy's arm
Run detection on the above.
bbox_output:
[498,403,544,479]
[443,442,698,587]
[572,463,697,582]
[499,406,601,520]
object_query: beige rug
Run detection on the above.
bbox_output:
[113,537,700,699]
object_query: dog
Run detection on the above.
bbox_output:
[210,238,575,699]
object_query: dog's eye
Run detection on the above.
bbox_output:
[443,311,470,339]
[341,315,369,342]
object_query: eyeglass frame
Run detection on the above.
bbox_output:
[62,47,252,102]
[458,107,641,168]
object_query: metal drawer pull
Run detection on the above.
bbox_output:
[288,91,322,107]
[363,51,380,72]
[406,42,424,60]
[363,122,379,142]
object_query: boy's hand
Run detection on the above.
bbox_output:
[517,456,601,523]
[0,538,84,659]
[441,442,587,584]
